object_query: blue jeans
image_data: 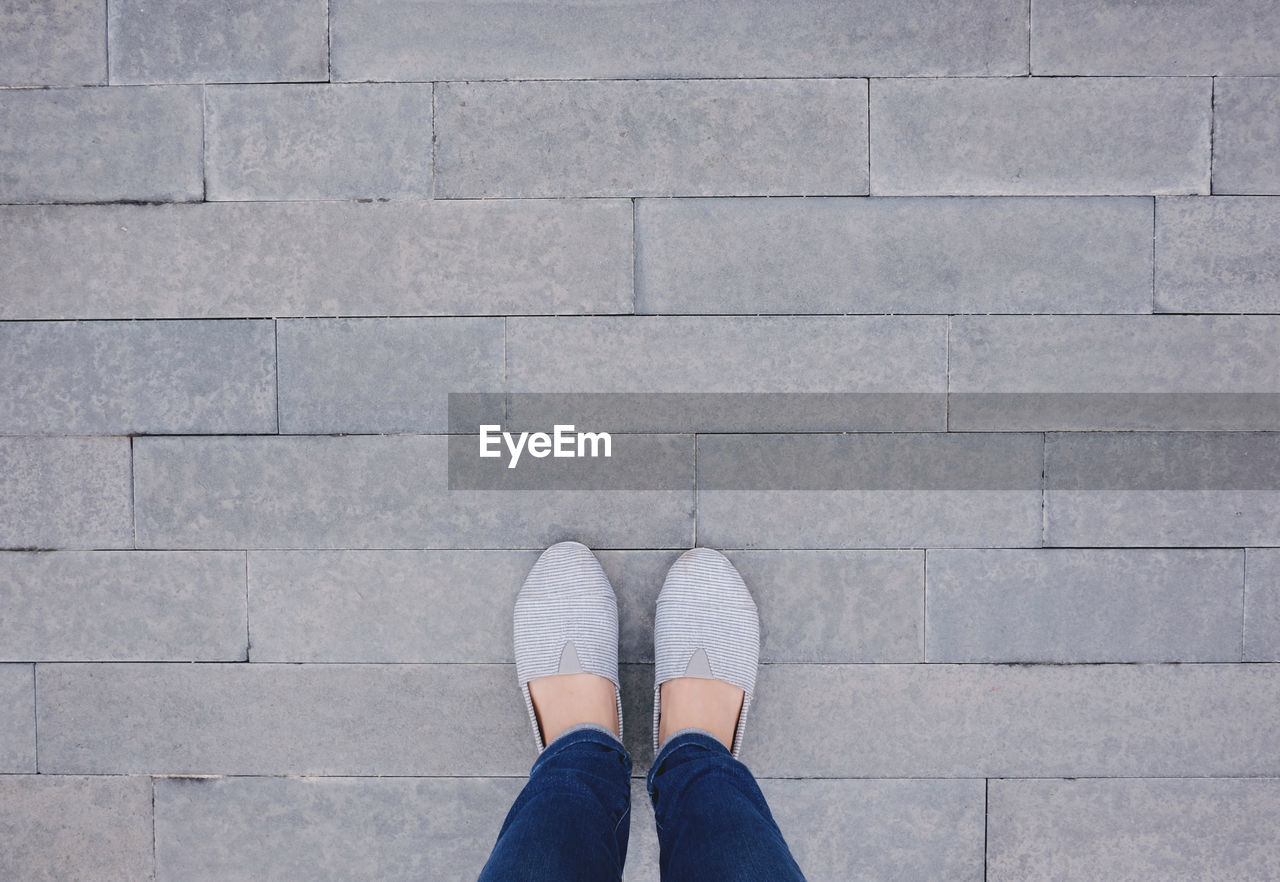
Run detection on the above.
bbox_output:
[478,723,807,881]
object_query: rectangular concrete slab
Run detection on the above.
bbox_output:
[60,665,1249,839]
[155,775,522,882]
[0,320,276,435]
[949,315,1280,429]
[47,663,1228,796]
[742,663,1280,777]
[636,196,1154,314]
[697,434,1043,549]
[108,0,328,84]
[698,492,1041,550]
[205,84,432,200]
[277,317,504,434]
[951,315,1280,392]
[988,778,1280,881]
[435,79,868,198]
[0,437,132,550]
[1048,486,1280,547]
[1033,0,1280,75]
[154,775,981,882]
[1156,196,1280,313]
[1246,548,1280,661]
[925,549,1244,662]
[332,0,1027,80]
[134,436,693,549]
[1213,78,1280,194]
[757,778,986,881]
[625,778,985,882]
[0,0,106,86]
[508,316,946,393]
[723,550,923,663]
[0,86,202,203]
[1045,432,1280,546]
[0,776,154,882]
[0,201,631,319]
[0,665,35,772]
[507,316,946,431]
[37,663,536,775]
[871,78,1211,195]
[248,550,536,662]
[249,549,922,665]
[0,551,246,662]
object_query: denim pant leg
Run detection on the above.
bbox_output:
[646,729,806,882]
[478,724,633,882]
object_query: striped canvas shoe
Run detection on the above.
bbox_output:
[514,540,624,753]
[652,547,760,760]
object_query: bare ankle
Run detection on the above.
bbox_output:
[528,673,618,745]
[658,677,744,752]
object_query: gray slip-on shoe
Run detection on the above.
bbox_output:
[514,540,624,753]
[653,547,760,759]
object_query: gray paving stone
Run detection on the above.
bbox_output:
[0,320,276,435]
[951,315,1280,392]
[155,775,521,882]
[277,318,503,434]
[495,392,947,435]
[1045,432,1280,547]
[51,662,1280,778]
[435,79,868,198]
[508,317,946,393]
[871,78,1211,195]
[0,437,132,550]
[0,776,154,882]
[743,663,1280,777]
[633,778,984,882]
[0,551,246,662]
[988,778,1280,881]
[1157,196,1280,312]
[949,316,1280,430]
[925,549,1244,662]
[748,778,986,881]
[696,434,1043,549]
[1033,0,1280,75]
[0,0,106,86]
[37,663,535,775]
[134,436,693,550]
[1246,548,1280,661]
[0,201,631,319]
[108,0,327,84]
[249,549,922,665]
[0,86,202,203]
[637,196,1153,314]
[723,550,923,663]
[205,84,432,200]
[0,665,35,772]
[154,775,980,882]
[247,550,534,662]
[1214,78,1280,194]
[332,0,1026,80]
[507,316,946,431]
[696,486,1039,548]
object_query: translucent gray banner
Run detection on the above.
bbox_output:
[449,392,1280,434]
[445,394,1280,490]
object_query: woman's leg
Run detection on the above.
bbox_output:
[647,728,806,882]
[478,723,633,882]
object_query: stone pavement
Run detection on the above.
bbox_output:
[2,1,1280,879]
